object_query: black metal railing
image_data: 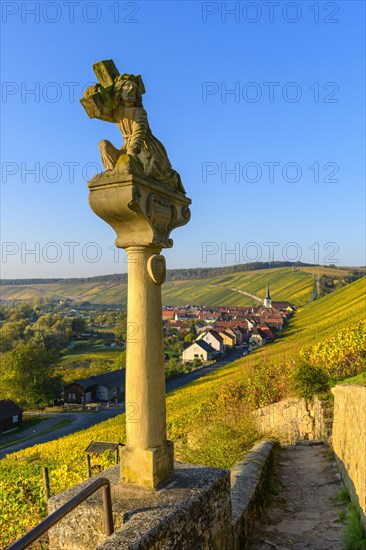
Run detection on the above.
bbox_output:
[8,477,114,550]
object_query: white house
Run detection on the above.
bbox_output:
[249,329,266,348]
[198,330,224,353]
[182,340,216,363]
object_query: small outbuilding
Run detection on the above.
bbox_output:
[0,400,23,434]
[64,369,125,404]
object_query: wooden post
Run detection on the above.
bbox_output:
[86,454,91,478]
[42,467,50,501]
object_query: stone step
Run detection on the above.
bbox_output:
[295,439,324,446]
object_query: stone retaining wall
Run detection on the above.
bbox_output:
[331,385,366,532]
[254,396,333,444]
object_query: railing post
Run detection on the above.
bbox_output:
[101,484,114,536]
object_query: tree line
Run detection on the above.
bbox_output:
[0,261,337,285]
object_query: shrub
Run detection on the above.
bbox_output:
[292,361,330,399]
[215,380,246,411]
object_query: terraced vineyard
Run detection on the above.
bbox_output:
[0,277,365,547]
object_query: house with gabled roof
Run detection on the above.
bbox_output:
[162,309,176,320]
[249,328,266,348]
[244,315,260,330]
[259,322,276,342]
[197,329,224,353]
[182,340,216,363]
[219,330,236,349]
[271,301,295,313]
[168,320,190,331]
[64,369,125,404]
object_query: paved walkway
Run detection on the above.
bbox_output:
[251,443,347,550]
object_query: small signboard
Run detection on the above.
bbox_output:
[85,441,122,455]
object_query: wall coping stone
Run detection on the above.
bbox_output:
[231,440,277,549]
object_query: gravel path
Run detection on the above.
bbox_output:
[251,443,347,550]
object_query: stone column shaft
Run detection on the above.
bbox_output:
[125,246,166,449]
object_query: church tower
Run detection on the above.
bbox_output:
[263,284,272,308]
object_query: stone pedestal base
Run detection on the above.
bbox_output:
[47,462,232,550]
[121,441,174,489]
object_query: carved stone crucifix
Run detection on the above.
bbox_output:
[81,60,185,194]
[81,60,191,489]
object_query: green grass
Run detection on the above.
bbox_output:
[344,503,366,550]
[57,348,126,384]
[335,487,351,504]
[0,265,359,307]
[334,372,366,386]
[163,266,316,306]
[62,345,124,359]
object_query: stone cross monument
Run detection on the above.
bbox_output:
[80,60,191,489]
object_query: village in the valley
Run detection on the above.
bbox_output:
[61,285,294,406]
[164,286,294,363]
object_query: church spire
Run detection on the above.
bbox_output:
[264,284,272,308]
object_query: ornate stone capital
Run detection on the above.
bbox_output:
[88,172,191,249]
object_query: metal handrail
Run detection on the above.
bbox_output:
[8,477,114,550]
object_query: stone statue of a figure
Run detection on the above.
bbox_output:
[80,60,185,194]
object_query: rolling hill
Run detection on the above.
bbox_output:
[1,265,356,307]
[162,266,316,306]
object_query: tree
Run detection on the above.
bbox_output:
[0,344,62,409]
[0,321,25,352]
[71,317,87,337]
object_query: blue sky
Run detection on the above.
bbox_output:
[1,0,365,278]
